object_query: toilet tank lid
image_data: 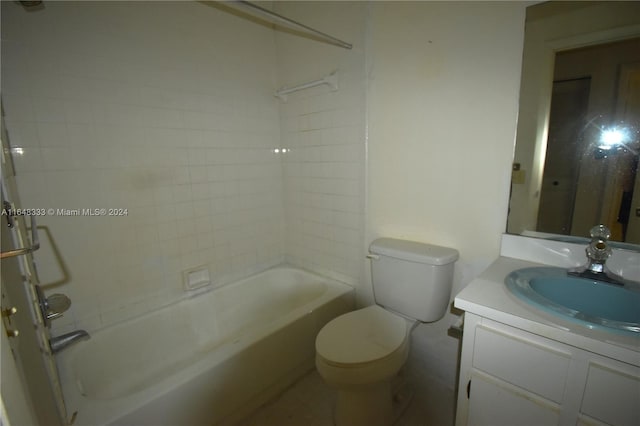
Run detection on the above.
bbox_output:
[369,238,459,265]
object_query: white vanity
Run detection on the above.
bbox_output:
[454,236,640,426]
[463,1,640,423]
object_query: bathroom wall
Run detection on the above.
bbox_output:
[1,1,284,332]
[274,1,367,286]
[3,0,530,397]
[366,1,527,388]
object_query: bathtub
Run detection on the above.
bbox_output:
[57,266,354,425]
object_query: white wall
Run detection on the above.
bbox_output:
[366,1,527,388]
[3,0,531,398]
[1,1,284,333]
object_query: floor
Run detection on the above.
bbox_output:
[238,368,455,426]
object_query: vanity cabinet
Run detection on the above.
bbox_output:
[456,313,640,426]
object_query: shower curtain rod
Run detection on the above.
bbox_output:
[224,1,353,50]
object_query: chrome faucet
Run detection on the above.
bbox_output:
[49,330,90,354]
[568,225,624,285]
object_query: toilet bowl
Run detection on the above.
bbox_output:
[315,238,459,426]
[316,306,410,425]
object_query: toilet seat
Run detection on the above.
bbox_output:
[316,305,409,367]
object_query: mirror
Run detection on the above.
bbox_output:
[508,1,640,250]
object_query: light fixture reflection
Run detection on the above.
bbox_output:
[272,148,290,154]
[598,127,628,150]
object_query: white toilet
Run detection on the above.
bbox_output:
[315,238,459,426]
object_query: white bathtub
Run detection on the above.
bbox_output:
[57,266,354,425]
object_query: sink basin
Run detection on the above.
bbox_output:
[506,267,640,335]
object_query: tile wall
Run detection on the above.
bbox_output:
[1,1,285,332]
[280,88,365,285]
[275,1,367,286]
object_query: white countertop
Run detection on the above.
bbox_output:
[454,256,640,366]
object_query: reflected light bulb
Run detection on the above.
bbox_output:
[599,128,627,150]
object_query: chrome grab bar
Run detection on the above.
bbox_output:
[227,1,353,50]
[0,214,40,259]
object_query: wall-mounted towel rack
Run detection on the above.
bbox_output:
[275,70,338,102]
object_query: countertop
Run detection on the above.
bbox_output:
[454,256,640,366]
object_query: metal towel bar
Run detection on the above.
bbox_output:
[0,214,40,259]
[226,1,352,50]
[275,70,339,101]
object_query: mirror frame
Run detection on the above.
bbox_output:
[509,1,640,251]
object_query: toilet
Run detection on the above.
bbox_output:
[315,238,459,426]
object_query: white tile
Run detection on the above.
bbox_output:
[189,166,207,183]
[239,369,454,426]
[2,95,36,122]
[63,100,95,124]
[1,0,367,331]
[36,122,69,147]
[191,183,210,200]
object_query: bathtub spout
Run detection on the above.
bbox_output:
[49,330,90,354]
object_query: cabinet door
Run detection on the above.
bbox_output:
[473,325,570,403]
[467,373,561,426]
[580,361,640,426]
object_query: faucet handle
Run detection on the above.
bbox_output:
[586,224,612,265]
[570,224,625,284]
[35,286,71,327]
[589,224,611,241]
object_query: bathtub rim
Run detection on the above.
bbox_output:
[56,264,354,425]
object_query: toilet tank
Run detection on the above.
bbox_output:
[369,238,459,322]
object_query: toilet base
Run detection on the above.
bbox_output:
[331,377,415,426]
[392,380,414,422]
[333,380,394,426]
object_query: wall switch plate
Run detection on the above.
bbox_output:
[512,169,525,184]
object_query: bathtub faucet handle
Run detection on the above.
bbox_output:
[49,330,90,354]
